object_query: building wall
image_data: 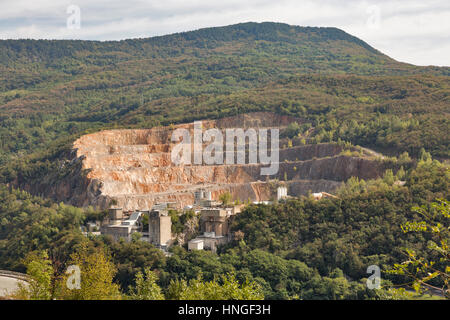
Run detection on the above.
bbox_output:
[149,213,172,246]
[202,217,228,236]
[159,216,172,246]
[188,240,204,250]
[149,215,161,244]
[103,225,132,241]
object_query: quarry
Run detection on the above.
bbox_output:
[15,112,389,216]
[21,111,383,251]
[11,111,392,250]
[170,120,279,175]
[68,112,386,212]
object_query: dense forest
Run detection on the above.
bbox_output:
[1,158,448,299]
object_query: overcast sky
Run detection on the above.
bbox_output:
[0,0,449,66]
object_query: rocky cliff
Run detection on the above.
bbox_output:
[17,112,388,210]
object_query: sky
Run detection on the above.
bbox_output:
[0,0,449,66]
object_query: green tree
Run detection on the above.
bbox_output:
[13,251,53,300]
[398,152,411,163]
[131,232,142,242]
[383,169,395,185]
[167,273,263,300]
[220,192,232,207]
[419,148,432,162]
[396,166,406,180]
[127,268,164,300]
[284,122,300,138]
[387,200,449,299]
[59,244,122,300]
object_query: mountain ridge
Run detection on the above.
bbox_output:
[0,22,383,51]
[0,21,440,70]
[0,21,448,176]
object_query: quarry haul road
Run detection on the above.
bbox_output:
[360,147,385,159]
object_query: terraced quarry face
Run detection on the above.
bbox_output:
[72,112,385,211]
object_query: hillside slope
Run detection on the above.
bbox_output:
[0,22,448,183]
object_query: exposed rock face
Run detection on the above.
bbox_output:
[65,112,385,210]
[176,215,200,246]
[16,112,387,210]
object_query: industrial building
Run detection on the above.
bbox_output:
[99,186,289,253]
[100,208,145,242]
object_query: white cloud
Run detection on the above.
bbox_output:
[0,0,448,66]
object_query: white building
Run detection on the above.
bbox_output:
[188,239,204,251]
[277,186,288,200]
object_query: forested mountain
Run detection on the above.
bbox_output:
[0,22,449,172]
[0,22,448,300]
